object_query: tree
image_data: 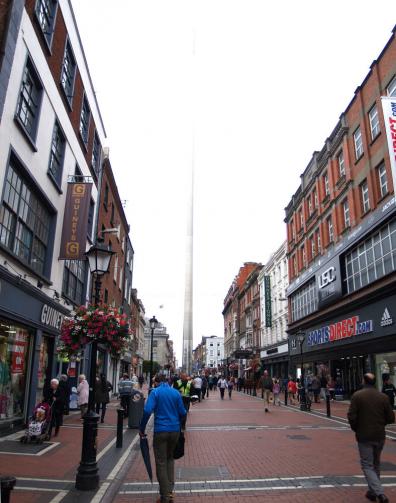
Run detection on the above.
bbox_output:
[143,360,160,375]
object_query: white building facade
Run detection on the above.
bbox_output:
[258,241,289,378]
[204,336,224,369]
[0,0,106,434]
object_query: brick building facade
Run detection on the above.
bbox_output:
[285,26,396,396]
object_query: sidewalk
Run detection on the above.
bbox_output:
[0,389,147,503]
[113,387,396,503]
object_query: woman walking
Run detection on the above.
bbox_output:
[77,374,89,418]
[217,376,228,400]
[95,373,112,423]
[273,379,281,406]
[227,377,235,399]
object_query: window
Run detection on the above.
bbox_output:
[290,279,317,322]
[343,199,350,228]
[368,104,380,140]
[113,255,118,283]
[299,208,304,228]
[119,266,123,290]
[35,0,57,47]
[79,95,90,147]
[316,229,321,254]
[300,244,306,267]
[361,180,370,214]
[110,203,115,225]
[338,151,345,177]
[387,76,396,97]
[327,216,334,243]
[91,132,101,177]
[16,59,42,141]
[308,197,313,216]
[323,172,329,196]
[344,217,396,294]
[104,289,108,304]
[0,157,52,276]
[87,199,94,240]
[104,183,109,209]
[313,189,318,208]
[354,127,363,159]
[292,254,297,276]
[378,163,388,198]
[60,40,76,105]
[62,260,87,305]
[310,235,315,258]
[47,121,65,185]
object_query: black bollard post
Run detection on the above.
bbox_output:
[326,393,331,418]
[1,476,16,503]
[116,408,124,448]
[284,388,288,406]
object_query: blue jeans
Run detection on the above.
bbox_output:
[358,440,385,496]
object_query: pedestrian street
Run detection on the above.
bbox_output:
[112,388,396,503]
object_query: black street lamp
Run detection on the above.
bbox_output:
[296,331,307,411]
[149,316,158,392]
[75,238,114,491]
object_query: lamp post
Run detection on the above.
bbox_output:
[149,316,158,392]
[75,238,114,491]
[296,331,307,411]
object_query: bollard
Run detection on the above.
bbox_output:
[326,394,331,417]
[284,389,288,406]
[1,476,16,503]
[116,408,124,448]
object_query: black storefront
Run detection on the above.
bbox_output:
[289,293,396,397]
[0,266,70,435]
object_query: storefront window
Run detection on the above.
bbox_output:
[376,352,396,390]
[0,322,30,421]
[36,336,53,404]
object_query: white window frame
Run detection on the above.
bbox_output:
[378,164,388,198]
[327,216,334,243]
[354,127,363,159]
[387,75,396,97]
[324,172,329,196]
[368,104,380,140]
[343,199,350,228]
[361,180,370,214]
[338,151,345,177]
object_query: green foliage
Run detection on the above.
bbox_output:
[143,360,160,374]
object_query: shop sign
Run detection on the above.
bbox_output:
[381,97,396,192]
[307,315,373,347]
[318,266,335,289]
[40,304,65,330]
[264,275,272,327]
[316,257,342,309]
[380,308,393,327]
[59,182,93,260]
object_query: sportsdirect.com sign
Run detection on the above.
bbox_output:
[307,316,373,347]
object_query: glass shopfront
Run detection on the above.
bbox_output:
[0,320,30,421]
[36,335,54,405]
[376,352,396,389]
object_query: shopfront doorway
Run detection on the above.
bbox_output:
[332,355,368,397]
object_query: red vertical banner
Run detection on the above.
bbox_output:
[59,183,92,260]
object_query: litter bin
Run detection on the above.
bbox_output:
[128,390,145,429]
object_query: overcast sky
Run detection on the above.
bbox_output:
[71,0,395,363]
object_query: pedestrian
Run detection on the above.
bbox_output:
[118,373,133,417]
[58,374,71,415]
[131,373,138,388]
[311,375,321,403]
[217,375,227,399]
[138,374,144,390]
[258,370,273,413]
[201,375,208,400]
[193,375,202,402]
[45,378,66,437]
[382,376,396,409]
[139,374,186,503]
[77,374,89,419]
[227,376,235,399]
[327,376,336,400]
[208,374,214,391]
[273,379,281,406]
[95,373,112,423]
[320,374,328,401]
[213,375,218,390]
[174,373,192,430]
[347,373,395,503]
[287,378,297,405]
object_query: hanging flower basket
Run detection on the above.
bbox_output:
[57,304,130,358]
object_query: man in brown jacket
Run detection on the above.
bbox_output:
[347,373,395,503]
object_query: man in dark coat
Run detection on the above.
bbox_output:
[347,373,395,503]
[95,374,112,423]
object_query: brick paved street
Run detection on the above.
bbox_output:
[115,388,396,503]
[1,389,396,502]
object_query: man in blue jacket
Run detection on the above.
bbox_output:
[140,374,186,503]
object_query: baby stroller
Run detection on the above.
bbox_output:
[20,402,53,444]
